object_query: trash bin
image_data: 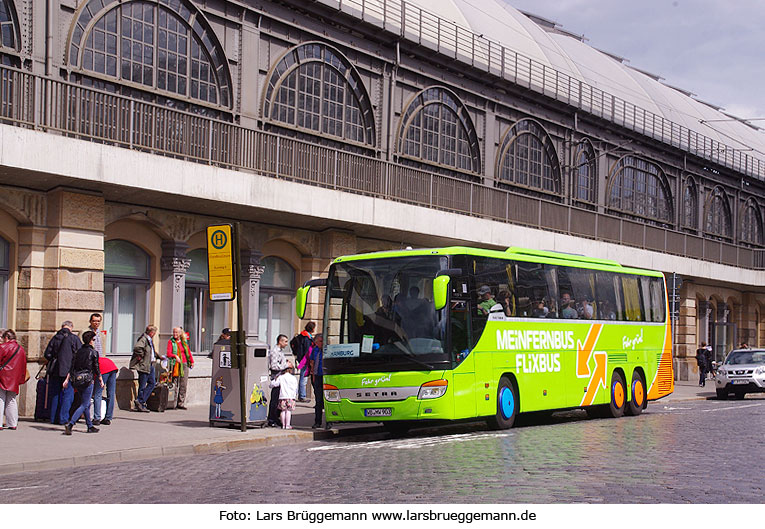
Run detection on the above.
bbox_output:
[209,336,269,428]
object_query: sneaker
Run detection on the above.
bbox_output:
[64,424,72,436]
[311,423,322,429]
[92,420,101,426]
[87,426,100,433]
[176,405,187,410]
[100,419,111,425]
[8,426,16,430]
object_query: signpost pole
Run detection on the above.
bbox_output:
[233,222,247,432]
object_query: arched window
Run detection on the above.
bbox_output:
[705,187,732,240]
[573,139,596,203]
[607,156,673,223]
[184,248,227,353]
[740,198,763,246]
[682,177,698,230]
[263,42,375,146]
[0,236,8,328]
[399,87,480,173]
[497,119,561,194]
[67,0,232,108]
[0,0,20,66]
[104,240,150,355]
[258,256,295,347]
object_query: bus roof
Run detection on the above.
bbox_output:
[332,246,664,277]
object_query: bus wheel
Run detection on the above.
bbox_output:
[608,371,627,418]
[488,377,518,430]
[625,371,645,416]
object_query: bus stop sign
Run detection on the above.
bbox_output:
[207,224,236,301]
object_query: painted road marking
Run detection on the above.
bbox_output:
[307,431,513,452]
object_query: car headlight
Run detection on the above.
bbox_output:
[323,384,340,402]
[755,366,765,375]
[716,368,726,377]
[418,379,448,399]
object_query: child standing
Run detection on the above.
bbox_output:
[272,370,298,429]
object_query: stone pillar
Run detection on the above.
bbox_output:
[674,288,697,381]
[240,249,264,344]
[159,240,190,343]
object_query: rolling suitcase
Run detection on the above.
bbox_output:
[34,376,51,422]
[146,383,169,412]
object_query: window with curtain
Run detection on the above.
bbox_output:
[497,119,561,194]
[104,240,150,355]
[184,248,227,353]
[258,256,295,347]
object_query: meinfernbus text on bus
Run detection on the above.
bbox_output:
[295,246,673,432]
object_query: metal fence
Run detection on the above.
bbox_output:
[0,64,763,270]
[315,0,765,183]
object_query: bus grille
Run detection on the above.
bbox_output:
[656,352,673,392]
[608,353,627,363]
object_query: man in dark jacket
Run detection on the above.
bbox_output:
[696,342,709,387]
[292,322,315,402]
[44,321,83,425]
[130,325,163,412]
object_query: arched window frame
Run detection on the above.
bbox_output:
[496,118,561,196]
[704,186,733,240]
[0,0,21,66]
[740,198,763,247]
[263,42,375,147]
[104,239,151,355]
[66,0,232,109]
[682,176,699,230]
[607,155,673,224]
[398,86,481,174]
[572,139,596,204]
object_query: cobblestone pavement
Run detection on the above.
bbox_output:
[1,396,763,504]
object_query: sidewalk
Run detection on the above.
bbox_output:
[0,381,715,476]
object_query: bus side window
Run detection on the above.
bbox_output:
[650,277,666,322]
[595,272,618,320]
[621,275,644,322]
[514,262,552,318]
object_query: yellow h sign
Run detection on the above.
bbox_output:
[207,224,236,301]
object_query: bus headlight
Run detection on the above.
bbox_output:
[418,379,448,399]
[323,384,340,402]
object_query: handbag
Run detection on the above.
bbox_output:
[23,368,30,384]
[72,369,93,388]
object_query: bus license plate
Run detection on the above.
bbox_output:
[732,380,749,385]
[364,408,392,417]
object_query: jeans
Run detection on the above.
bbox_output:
[68,383,94,428]
[312,375,324,426]
[698,366,707,386]
[0,388,18,428]
[298,364,308,400]
[94,371,117,420]
[268,385,281,425]
[136,366,156,405]
[49,375,74,425]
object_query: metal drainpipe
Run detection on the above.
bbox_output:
[386,42,399,162]
[46,0,54,76]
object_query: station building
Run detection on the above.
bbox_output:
[0,0,762,412]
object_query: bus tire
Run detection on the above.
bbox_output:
[487,377,518,430]
[608,371,627,418]
[625,371,646,416]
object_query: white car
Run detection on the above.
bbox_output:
[715,348,765,400]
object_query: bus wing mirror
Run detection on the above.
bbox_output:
[295,278,327,320]
[433,275,451,311]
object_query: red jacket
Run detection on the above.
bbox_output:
[0,340,27,394]
[99,356,118,375]
[166,338,194,365]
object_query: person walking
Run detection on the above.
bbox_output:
[43,321,83,425]
[95,355,118,425]
[309,333,325,429]
[130,325,164,412]
[0,330,27,431]
[267,334,292,427]
[696,342,709,387]
[167,326,194,410]
[63,331,103,435]
[293,322,315,402]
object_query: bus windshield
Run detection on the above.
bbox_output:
[324,255,449,374]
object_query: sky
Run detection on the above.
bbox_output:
[504,0,765,120]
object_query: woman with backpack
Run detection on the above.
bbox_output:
[62,330,103,435]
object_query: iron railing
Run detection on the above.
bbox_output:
[313,0,765,183]
[0,64,763,270]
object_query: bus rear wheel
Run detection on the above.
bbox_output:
[625,371,646,416]
[487,377,518,430]
[608,371,627,418]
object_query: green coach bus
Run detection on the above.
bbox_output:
[296,246,674,430]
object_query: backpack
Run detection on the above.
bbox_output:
[289,334,303,361]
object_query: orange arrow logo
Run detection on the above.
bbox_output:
[581,351,607,406]
[576,323,603,378]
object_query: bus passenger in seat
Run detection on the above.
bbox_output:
[562,300,578,319]
[477,285,495,316]
[581,298,595,320]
